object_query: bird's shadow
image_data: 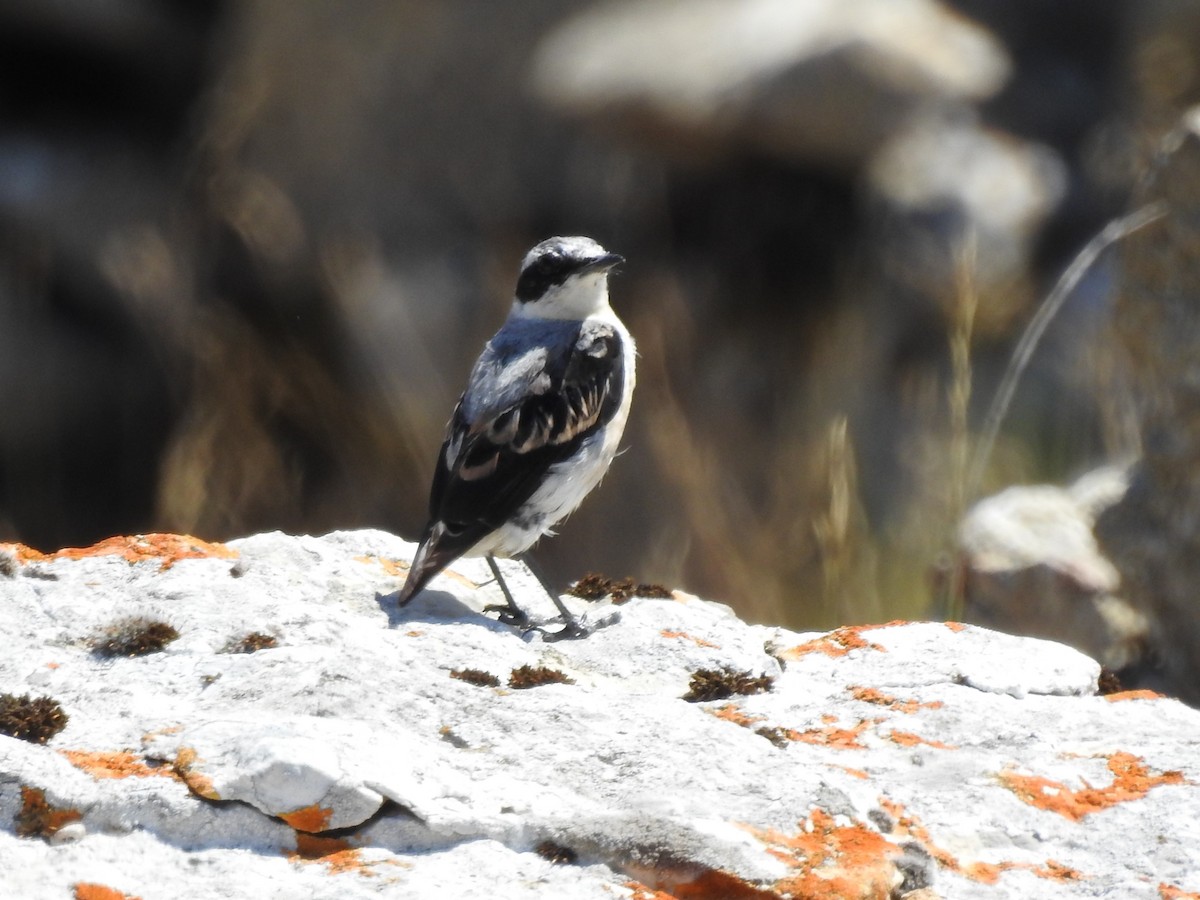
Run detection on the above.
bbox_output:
[374,587,620,641]
[375,587,531,637]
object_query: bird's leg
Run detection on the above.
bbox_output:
[518,554,588,641]
[482,555,532,628]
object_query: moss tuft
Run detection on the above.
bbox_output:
[682,667,774,703]
[567,573,672,605]
[0,693,69,744]
[92,618,180,658]
[450,668,501,688]
[508,665,575,689]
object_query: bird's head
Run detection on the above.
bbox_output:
[511,236,623,320]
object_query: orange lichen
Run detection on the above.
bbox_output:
[1105,689,1165,702]
[779,625,890,661]
[172,747,219,799]
[60,750,180,781]
[140,724,183,745]
[785,718,873,751]
[881,796,1003,883]
[999,751,1185,821]
[290,833,404,877]
[747,808,900,899]
[293,832,351,858]
[1160,884,1200,899]
[887,730,956,750]
[291,833,364,875]
[1033,860,1086,881]
[626,867,780,900]
[3,534,237,570]
[631,800,1084,899]
[709,703,765,728]
[660,630,720,649]
[354,555,409,577]
[829,765,870,780]
[73,885,142,900]
[15,786,82,838]
[880,797,1093,885]
[674,870,784,899]
[848,686,944,714]
[280,804,334,833]
[944,621,969,632]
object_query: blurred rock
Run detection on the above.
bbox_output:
[867,115,1067,300]
[531,0,1010,166]
[1094,106,1200,708]
[957,467,1149,676]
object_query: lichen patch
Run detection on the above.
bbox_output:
[290,833,407,877]
[708,703,765,728]
[171,746,219,799]
[60,750,180,781]
[999,751,1185,821]
[354,555,409,578]
[779,625,890,660]
[1160,884,1200,899]
[746,808,901,899]
[3,534,236,570]
[848,686,943,714]
[660,629,720,649]
[73,885,142,900]
[880,796,1093,884]
[1104,689,1165,702]
[886,730,956,750]
[15,786,82,839]
[785,717,874,751]
[280,804,333,833]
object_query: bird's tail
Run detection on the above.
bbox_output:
[396,523,466,607]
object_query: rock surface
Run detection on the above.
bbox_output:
[2,530,1199,898]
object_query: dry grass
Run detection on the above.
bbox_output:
[942,231,979,622]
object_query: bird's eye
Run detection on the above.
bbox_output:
[516,251,573,302]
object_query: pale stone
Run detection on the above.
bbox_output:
[1,529,1198,898]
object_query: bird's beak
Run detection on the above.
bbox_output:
[581,252,624,274]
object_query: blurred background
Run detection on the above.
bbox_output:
[2,0,1198,647]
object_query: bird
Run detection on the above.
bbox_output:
[396,235,635,637]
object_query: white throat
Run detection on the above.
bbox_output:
[510,272,612,321]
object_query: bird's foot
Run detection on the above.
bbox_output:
[483,603,595,640]
[538,608,622,641]
[539,618,591,642]
[483,603,533,630]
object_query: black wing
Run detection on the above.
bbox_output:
[430,322,625,545]
[397,323,626,605]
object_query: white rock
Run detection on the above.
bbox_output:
[0,529,1198,898]
[531,0,1009,164]
[958,467,1150,673]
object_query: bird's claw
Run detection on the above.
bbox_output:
[482,604,590,640]
[538,609,621,641]
[483,603,533,630]
[538,619,591,642]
